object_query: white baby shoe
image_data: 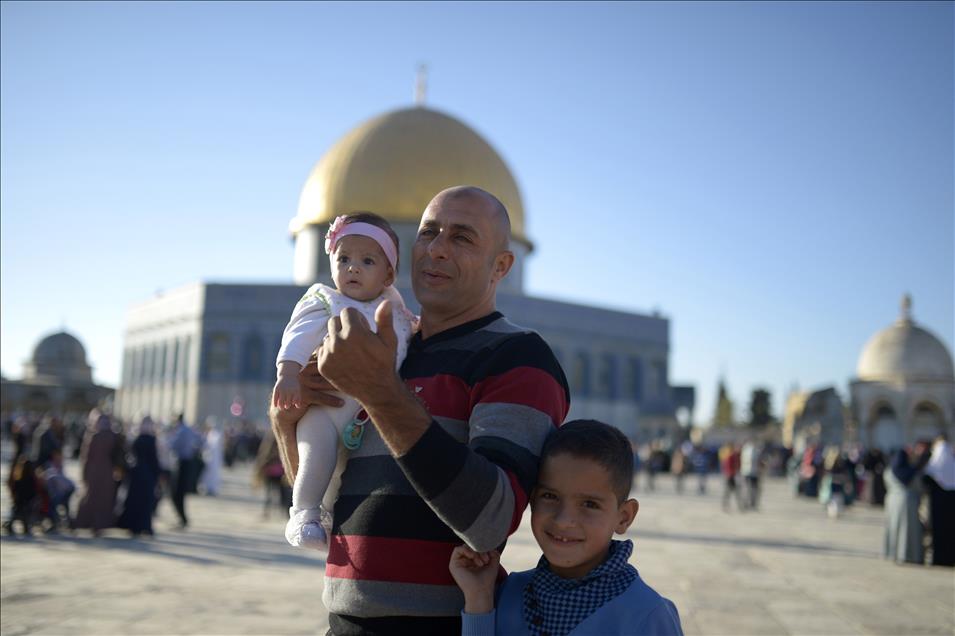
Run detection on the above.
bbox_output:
[286,506,329,552]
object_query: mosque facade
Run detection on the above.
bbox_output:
[114,106,695,440]
[0,331,114,416]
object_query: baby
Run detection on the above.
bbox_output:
[274,212,415,550]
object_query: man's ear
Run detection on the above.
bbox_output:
[615,498,639,534]
[492,251,514,282]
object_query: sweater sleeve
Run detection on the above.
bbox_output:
[460,611,496,636]
[396,333,570,552]
[276,285,332,368]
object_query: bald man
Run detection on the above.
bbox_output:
[271,186,570,635]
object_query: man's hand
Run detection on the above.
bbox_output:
[449,545,499,615]
[318,300,431,456]
[318,301,400,404]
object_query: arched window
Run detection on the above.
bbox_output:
[870,402,902,452]
[205,333,232,379]
[143,346,154,384]
[170,339,180,382]
[654,360,668,398]
[599,353,618,400]
[912,402,943,441]
[180,337,191,383]
[241,333,266,381]
[628,357,644,402]
[157,342,167,382]
[133,347,144,386]
[572,351,591,397]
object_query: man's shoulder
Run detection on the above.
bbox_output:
[409,313,562,374]
[473,315,559,362]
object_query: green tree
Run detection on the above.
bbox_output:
[713,379,735,427]
[747,388,773,428]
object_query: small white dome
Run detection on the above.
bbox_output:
[857,295,954,382]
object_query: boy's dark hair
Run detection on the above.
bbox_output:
[343,211,401,271]
[540,419,634,501]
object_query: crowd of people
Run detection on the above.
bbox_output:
[2,410,282,538]
[788,436,954,567]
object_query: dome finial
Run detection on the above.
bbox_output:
[900,293,912,323]
[414,63,428,106]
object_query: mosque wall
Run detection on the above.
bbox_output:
[115,282,683,437]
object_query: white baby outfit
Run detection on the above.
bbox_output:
[276,282,415,550]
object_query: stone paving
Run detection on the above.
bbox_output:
[1,445,952,635]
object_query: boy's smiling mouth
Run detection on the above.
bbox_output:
[545,531,582,543]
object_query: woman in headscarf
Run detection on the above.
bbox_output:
[924,435,955,566]
[117,416,161,537]
[883,441,931,564]
[74,410,124,536]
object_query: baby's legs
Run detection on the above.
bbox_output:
[293,399,358,511]
[286,399,358,550]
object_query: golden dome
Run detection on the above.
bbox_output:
[291,107,530,247]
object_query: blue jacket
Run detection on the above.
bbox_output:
[462,568,684,636]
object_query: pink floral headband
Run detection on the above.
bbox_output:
[324,216,398,269]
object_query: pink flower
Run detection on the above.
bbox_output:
[324,215,347,254]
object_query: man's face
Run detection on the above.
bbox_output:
[411,194,510,319]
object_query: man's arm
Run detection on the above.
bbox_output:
[395,338,569,551]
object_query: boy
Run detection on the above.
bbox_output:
[450,420,684,635]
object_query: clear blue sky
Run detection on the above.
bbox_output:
[2,1,952,424]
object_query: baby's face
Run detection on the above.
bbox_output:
[330,234,395,302]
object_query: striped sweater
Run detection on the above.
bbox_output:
[323,311,570,623]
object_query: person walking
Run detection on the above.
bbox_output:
[74,411,125,536]
[740,439,761,510]
[167,413,203,529]
[884,442,930,564]
[200,418,224,496]
[117,417,162,537]
[720,443,743,512]
[923,435,955,566]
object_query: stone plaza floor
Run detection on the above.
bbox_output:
[1,446,952,635]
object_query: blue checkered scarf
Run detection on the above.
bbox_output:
[522,539,637,636]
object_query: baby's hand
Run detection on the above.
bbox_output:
[272,375,303,411]
[449,544,499,614]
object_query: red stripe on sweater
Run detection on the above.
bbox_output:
[470,366,569,425]
[403,375,470,420]
[325,535,458,586]
[404,367,568,425]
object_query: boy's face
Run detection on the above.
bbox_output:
[330,234,395,302]
[530,452,638,579]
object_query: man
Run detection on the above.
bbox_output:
[32,415,66,466]
[740,438,761,510]
[167,413,203,528]
[271,186,570,634]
